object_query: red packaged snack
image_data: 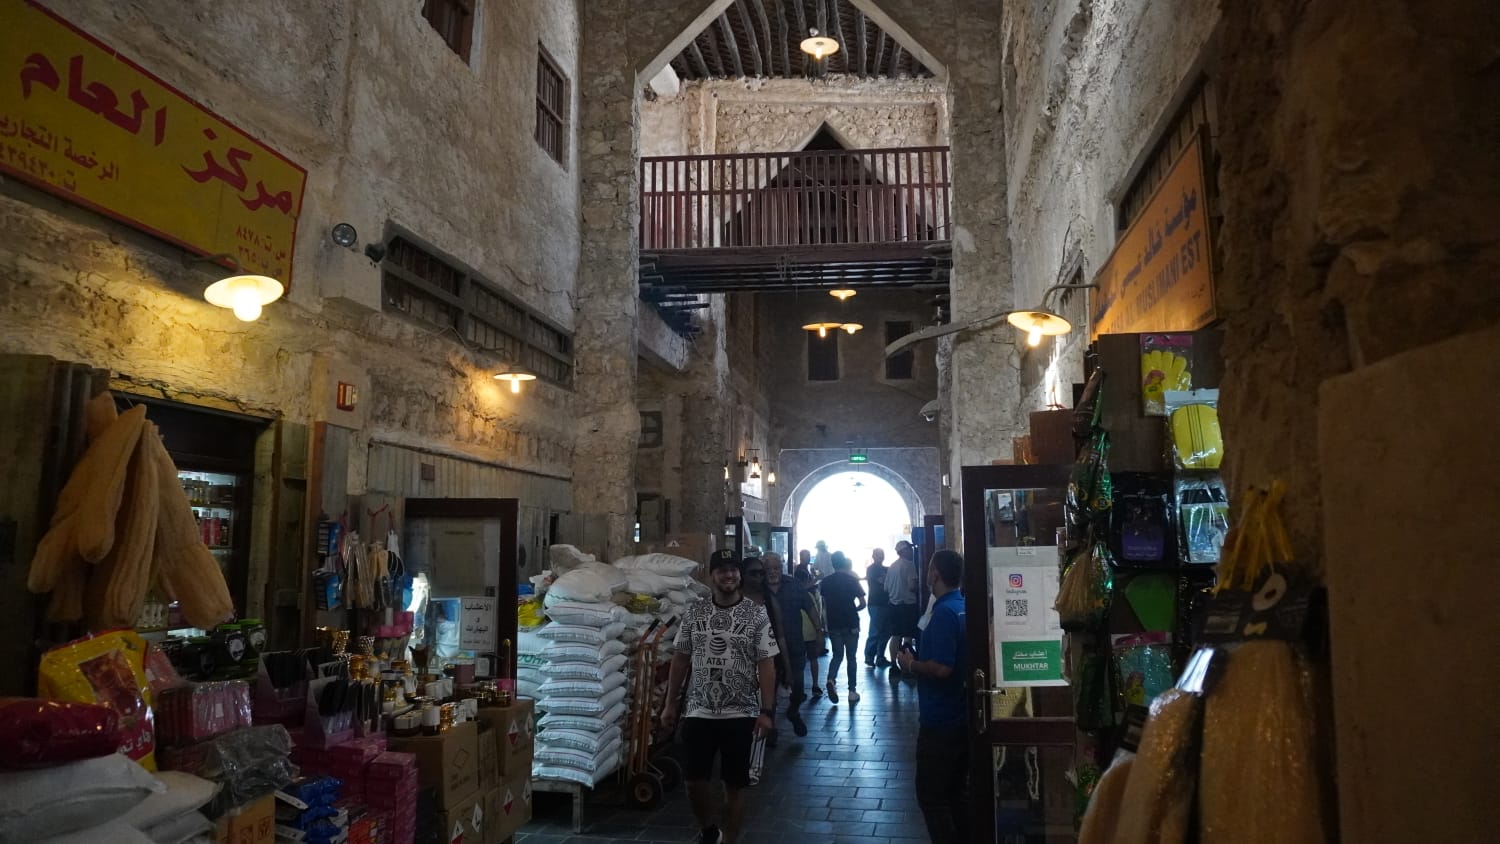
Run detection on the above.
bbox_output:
[0,697,122,768]
[37,628,158,769]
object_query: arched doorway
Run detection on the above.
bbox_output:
[792,470,912,578]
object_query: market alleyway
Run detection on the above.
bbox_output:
[518,644,930,844]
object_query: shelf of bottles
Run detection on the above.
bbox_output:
[137,469,240,635]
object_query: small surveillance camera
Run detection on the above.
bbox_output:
[921,410,937,423]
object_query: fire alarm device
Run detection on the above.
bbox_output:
[336,381,358,411]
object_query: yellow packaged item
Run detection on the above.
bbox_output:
[517,597,546,629]
[1170,404,1223,470]
[38,628,157,770]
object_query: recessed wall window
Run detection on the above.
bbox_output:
[422,0,475,63]
[639,412,663,449]
[885,321,914,380]
[381,234,573,388]
[535,46,569,166]
[807,332,840,382]
[1118,79,1215,229]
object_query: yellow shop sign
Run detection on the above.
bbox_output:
[0,0,306,283]
[1091,132,1216,338]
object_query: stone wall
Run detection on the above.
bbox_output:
[0,1,582,488]
[1212,4,1500,835]
[643,76,947,156]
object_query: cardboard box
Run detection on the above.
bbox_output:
[227,794,275,844]
[389,720,480,810]
[434,788,485,844]
[476,719,498,791]
[485,774,533,844]
[475,698,534,777]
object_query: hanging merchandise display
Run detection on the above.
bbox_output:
[1139,334,1193,416]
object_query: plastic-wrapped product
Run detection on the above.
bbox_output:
[1056,544,1112,630]
[536,673,627,698]
[538,654,628,681]
[154,681,252,747]
[1140,334,1193,416]
[0,698,121,768]
[1199,641,1327,843]
[1112,632,1175,710]
[157,724,295,816]
[1176,475,1230,563]
[37,629,157,769]
[1115,688,1200,844]
[536,686,627,717]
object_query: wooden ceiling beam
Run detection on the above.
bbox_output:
[828,0,849,75]
[687,40,712,78]
[735,3,764,76]
[749,0,776,76]
[873,28,887,73]
[717,14,745,77]
[791,0,809,74]
[701,26,728,77]
[888,42,904,77]
[855,7,868,77]
[771,0,792,75]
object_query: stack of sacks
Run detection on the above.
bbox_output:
[531,597,630,787]
[614,553,706,644]
[516,627,549,700]
[547,543,597,575]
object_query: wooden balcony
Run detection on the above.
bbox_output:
[638,146,952,307]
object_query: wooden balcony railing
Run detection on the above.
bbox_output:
[640,146,951,251]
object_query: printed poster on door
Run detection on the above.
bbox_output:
[988,546,1066,687]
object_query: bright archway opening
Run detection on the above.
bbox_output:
[794,471,912,579]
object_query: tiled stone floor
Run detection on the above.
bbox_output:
[518,648,930,844]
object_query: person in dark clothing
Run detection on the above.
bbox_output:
[863,547,892,667]
[765,555,819,737]
[817,551,866,704]
[895,549,969,842]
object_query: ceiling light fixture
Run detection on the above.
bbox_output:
[801,320,843,338]
[767,471,777,485]
[840,322,863,335]
[188,254,284,322]
[829,288,856,301]
[800,28,840,60]
[493,365,538,393]
[883,283,1098,358]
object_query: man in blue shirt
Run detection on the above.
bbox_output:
[895,549,968,841]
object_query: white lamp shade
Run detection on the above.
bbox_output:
[203,274,284,322]
[1005,308,1073,337]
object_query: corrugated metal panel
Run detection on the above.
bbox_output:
[366,443,571,511]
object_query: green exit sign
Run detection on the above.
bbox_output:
[849,454,869,463]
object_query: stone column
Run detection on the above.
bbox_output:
[573,3,642,560]
[675,298,733,537]
[942,1,1015,547]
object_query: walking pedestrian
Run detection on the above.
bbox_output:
[765,556,819,737]
[886,540,922,674]
[741,555,787,747]
[811,540,834,580]
[863,547,891,667]
[794,565,826,699]
[894,550,969,842]
[818,551,866,704]
[662,550,779,844]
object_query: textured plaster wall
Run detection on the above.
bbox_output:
[0,1,581,484]
[1000,0,1219,415]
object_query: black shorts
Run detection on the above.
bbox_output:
[891,603,921,638]
[680,717,755,788]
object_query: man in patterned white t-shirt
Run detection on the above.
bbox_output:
[662,550,779,844]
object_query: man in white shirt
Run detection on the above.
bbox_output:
[886,540,921,673]
[663,550,778,844]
